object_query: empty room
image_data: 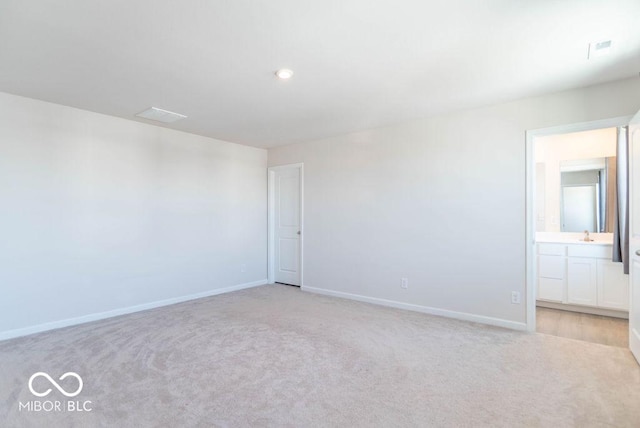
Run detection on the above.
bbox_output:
[1,1,640,427]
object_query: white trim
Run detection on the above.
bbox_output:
[526,116,633,138]
[631,326,640,361]
[268,170,275,283]
[536,301,628,319]
[525,128,537,332]
[267,163,304,286]
[0,279,268,341]
[525,115,633,333]
[302,286,528,331]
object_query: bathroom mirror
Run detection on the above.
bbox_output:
[560,157,616,233]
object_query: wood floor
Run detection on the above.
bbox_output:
[536,307,629,348]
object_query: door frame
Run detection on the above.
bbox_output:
[267,163,304,285]
[525,116,632,332]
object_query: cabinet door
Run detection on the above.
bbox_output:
[567,257,597,306]
[597,259,630,311]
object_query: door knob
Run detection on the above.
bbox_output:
[297,231,301,235]
[636,250,640,257]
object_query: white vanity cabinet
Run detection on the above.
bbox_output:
[536,242,629,311]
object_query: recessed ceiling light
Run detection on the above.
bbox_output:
[135,107,187,123]
[588,40,613,59]
[275,69,294,80]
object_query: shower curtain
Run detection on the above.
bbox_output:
[613,126,629,274]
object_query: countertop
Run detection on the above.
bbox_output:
[535,232,614,246]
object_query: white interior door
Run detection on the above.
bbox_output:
[274,166,301,286]
[629,110,640,364]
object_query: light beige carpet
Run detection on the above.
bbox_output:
[1,284,639,427]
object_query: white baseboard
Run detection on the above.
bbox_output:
[302,285,528,331]
[536,300,628,319]
[0,279,268,341]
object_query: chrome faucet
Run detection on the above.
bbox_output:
[583,230,591,242]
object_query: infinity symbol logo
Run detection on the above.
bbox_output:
[28,372,83,398]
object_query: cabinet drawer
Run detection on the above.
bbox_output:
[567,245,612,259]
[538,278,563,302]
[537,244,566,256]
[538,255,565,279]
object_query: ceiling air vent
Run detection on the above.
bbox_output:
[136,107,187,123]
[588,40,612,59]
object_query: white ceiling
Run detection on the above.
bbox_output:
[0,0,639,148]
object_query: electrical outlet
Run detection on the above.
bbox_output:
[401,277,409,289]
[511,291,520,304]
[240,264,247,273]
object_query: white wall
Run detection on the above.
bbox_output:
[0,92,267,338]
[268,77,640,328]
[535,127,616,232]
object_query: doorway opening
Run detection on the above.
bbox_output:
[526,117,632,347]
[268,163,304,287]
